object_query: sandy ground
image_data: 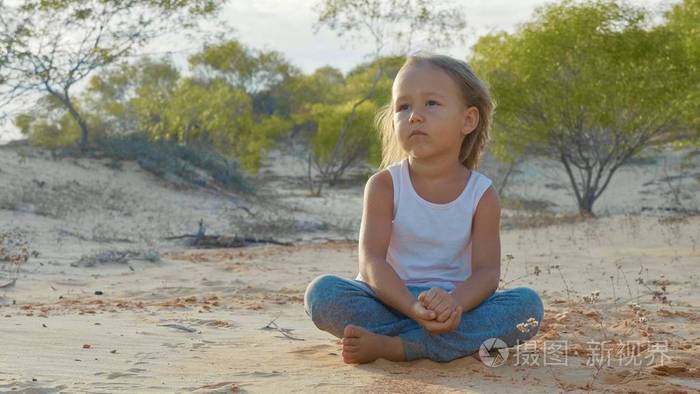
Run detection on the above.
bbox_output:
[1,144,699,393]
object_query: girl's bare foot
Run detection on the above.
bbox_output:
[341,325,405,364]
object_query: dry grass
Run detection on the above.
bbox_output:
[0,179,137,219]
[0,228,38,286]
[229,209,359,241]
[70,248,161,268]
[501,210,589,231]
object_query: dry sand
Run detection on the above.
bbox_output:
[1,144,699,393]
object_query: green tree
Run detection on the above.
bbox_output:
[471,0,694,216]
[283,66,346,147]
[0,0,223,152]
[663,0,700,146]
[87,58,181,137]
[186,40,297,169]
[86,45,290,171]
[188,39,301,100]
[14,94,100,148]
[14,58,180,148]
[288,56,404,194]
[314,56,404,173]
[308,100,378,182]
[287,66,347,115]
[162,77,280,170]
[189,39,302,116]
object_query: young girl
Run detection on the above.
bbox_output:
[304,53,544,364]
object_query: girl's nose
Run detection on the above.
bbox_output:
[409,110,423,123]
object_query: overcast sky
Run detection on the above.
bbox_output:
[0,0,673,143]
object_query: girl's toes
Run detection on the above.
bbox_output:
[343,353,356,363]
[342,337,359,346]
[343,354,359,364]
[343,324,364,338]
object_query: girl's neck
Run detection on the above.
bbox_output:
[407,155,467,182]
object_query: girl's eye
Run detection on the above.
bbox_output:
[397,104,409,111]
[426,100,439,106]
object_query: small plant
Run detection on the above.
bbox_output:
[499,254,535,289]
[651,277,670,304]
[582,290,600,304]
[628,303,649,326]
[0,229,39,286]
[609,275,616,303]
[551,264,573,305]
[516,317,539,334]
[498,254,515,288]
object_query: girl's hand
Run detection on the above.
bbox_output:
[414,305,463,335]
[418,287,460,323]
[409,300,437,321]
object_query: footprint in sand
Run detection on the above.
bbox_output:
[193,381,243,393]
[233,371,283,378]
[96,368,147,380]
[103,371,137,380]
[161,341,187,349]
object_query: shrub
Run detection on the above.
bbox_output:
[92,133,253,194]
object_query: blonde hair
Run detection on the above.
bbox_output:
[376,52,494,170]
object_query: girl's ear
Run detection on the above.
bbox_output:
[462,106,479,136]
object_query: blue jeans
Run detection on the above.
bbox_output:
[304,274,544,362]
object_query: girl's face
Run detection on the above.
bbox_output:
[392,63,478,162]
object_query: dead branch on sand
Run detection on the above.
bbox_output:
[158,323,199,333]
[261,314,304,341]
[176,235,293,248]
[164,219,293,248]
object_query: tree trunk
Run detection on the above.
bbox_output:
[49,87,90,153]
[77,116,89,152]
[307,151,322,197]
[497,156,522,196]
[579,193,596,217]
[560,152,598,217]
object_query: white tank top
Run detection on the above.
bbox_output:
[357,159,493,291]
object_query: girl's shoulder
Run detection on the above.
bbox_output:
[365,168,393,197]
[362,168,395,222]
[470,169,492,183]
[366,160,402,193]
[469,170,495,194]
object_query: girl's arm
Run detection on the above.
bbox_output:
[450,186,502,312]
[358,170,435,321]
